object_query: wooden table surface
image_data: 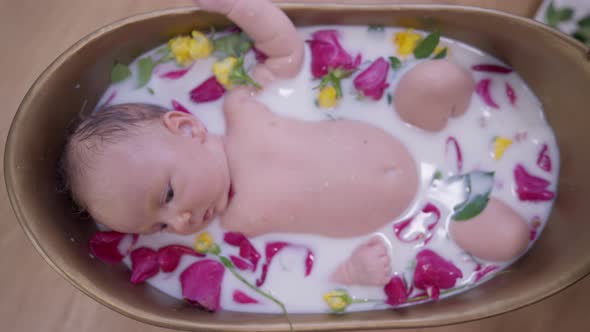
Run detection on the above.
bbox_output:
[1,0,588,331]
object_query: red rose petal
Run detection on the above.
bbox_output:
[393,203,441,245]
[89,231,132,263]
[171,99,191,114]
[384,275,410,306]
[157,245,204,273]
[471,64,513,74]
[252,47,268,63]
[505,82,516,106]
[473,264,499,283]
[536,144,552,173]
[181,259,225,311]
[476,78,499,109]
[413,249,462,300]
[223,232,260,272]
[189,76,226,103]
[159,63,194,79]
[514,164,555,201]
[353,57,390,100]
[232,290,259,304]
[306,29,361,79]
[229,255,252,271]
[256,241,315,287]
[130,247,160,284]
[445,136,463,173]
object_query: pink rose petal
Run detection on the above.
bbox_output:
[471,64,513,74]
[256,241,315,287]
[189,76,226,103]
[413,249,462,300]
[130,247,159,284]
[514,163,555,201]
[505,82,516,106]
[159,63,193,79]
[89,231,135,263]
[384,275,410,306]
[98,90,117,110]
[393,203,441,245]
[476,78,499,109]
[232,290,259,304]
[171,99,191,114]
[537,144,552,173]
[445,136,463,173]
[157,245,204,273]
[306,29,361,79]
[181,259,225,311]
[229,255,253,271]
[223,232,261,272]
[353,57,390,100]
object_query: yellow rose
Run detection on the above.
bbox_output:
[213,57,238,89]
[493,137,513,160]
[168,36,194,66]
[323,289,352,313]
[190,30,213,59]
[394,29,422,58]
[168,31,213,66]
[194,232,215,254]
[318,86,338,109]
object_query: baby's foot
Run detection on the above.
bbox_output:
[331,236,392,286]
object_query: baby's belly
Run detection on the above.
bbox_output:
[225,123,419,237]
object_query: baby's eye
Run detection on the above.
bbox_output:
[165,185,174,204]
[159,223,168,231]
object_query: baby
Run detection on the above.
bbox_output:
[62,0,529,286]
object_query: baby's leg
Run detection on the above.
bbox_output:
[194,0,304,79]
[331,236,392,286]
[449,198,530,262]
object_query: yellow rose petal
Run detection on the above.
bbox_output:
[318,86,338,109]
[169,36,194,66]
[493,137,513,160]
[190,30,213,59]
[394,29,422,58]
[323,289,351,312]
[213,57,238,89]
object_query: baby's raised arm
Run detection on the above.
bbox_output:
[194,0,304,80]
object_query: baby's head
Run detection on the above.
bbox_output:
[62,103,231,235]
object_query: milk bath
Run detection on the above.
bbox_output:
[95,26,559,313]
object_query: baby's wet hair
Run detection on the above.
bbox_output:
[59,103,169,206]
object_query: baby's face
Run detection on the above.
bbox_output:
[80,111,231,235]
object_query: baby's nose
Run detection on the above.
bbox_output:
[169,212,193,234]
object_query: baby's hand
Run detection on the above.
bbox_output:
[193,0,304,80]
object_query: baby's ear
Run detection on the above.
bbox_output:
[162,111,208,142]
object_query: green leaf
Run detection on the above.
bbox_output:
[368,24,385,32]
[413,30,440,59]
[578,14,590,28]
[572,26,590,44]
[136,57,155,88]
[219,256,234,269]
[388,56,401,70]
[432,170,443,181]
[546,2,575,27]
[433,48,447,59]
[386,93,392,105]
[213,33,252,58]
[452,191,491,221]
[110,63,131,84]
[147,87,155,95]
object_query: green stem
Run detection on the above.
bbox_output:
[219,255,293,332]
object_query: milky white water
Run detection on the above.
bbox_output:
[96,26,559,313]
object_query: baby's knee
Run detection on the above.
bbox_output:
[449,198,530,262]
[393,59,475,131]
